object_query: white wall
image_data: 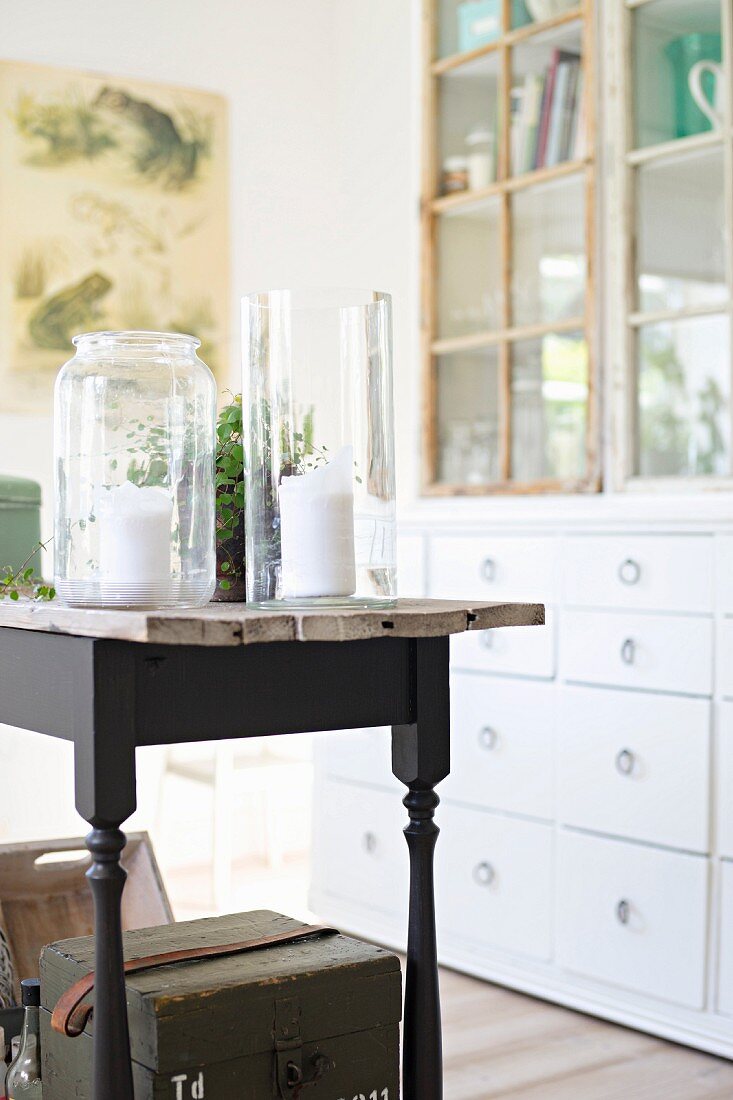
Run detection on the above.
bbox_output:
[330,0,422,504]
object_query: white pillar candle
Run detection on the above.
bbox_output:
[98,480,173,583]
[278,445,356,599]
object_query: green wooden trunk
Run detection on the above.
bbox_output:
[40,910,402,1100]
[0,475,41,573]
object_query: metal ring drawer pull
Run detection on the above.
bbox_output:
[618,558,641,586]
[616,899,631,925]
[615,748,635,776]
[481,558,497,583]
[479,726,499,751]
[620,638,636,665]
[362,832,377,855]
[473,861,495,887]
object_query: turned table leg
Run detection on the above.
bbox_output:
[85,825,133,1098]
[392,636,450,1100]
[74,677,137,1100]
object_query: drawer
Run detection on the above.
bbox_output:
[451,609,555,679]
[428,535,557,603]
[436,804,553,961]
[558,687,710,852]
[560,610,712,696]
[314,728,400,793]
[397,534,426,597]
[716,536,733,614]
[557,830,708,1008]
[312,778,407,918]
[718,861,733,1016]
[718,704,733,858]
[718,619,733,699]
[443,674,555,820]
[562,535,713,614]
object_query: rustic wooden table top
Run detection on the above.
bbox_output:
[0,597,544,647]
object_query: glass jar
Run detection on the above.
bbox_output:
[466,127,495,190]
[243,289,397,609]
[54,331,216,609]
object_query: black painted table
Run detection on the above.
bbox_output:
[0,597,544,1100]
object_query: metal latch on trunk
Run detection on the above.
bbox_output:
[275,997,333,1098]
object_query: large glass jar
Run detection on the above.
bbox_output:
[243,289,396,608]
[54,331,216,609]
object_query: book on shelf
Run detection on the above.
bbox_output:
[511,49,584,175]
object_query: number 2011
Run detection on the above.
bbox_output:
[338,1091,389,1100]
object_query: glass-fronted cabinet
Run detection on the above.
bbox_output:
[423,0,733,495]
[611,0,733,485]
[423,0,596,493]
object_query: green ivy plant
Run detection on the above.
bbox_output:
[215,393,245,591]
[0,539,55,602]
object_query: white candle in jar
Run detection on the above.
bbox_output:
[98,480,173,583]
[278,445,356,599]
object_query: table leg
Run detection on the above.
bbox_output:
[392,636,450,1100]
[75,703,137,1100]
[85,825,134,1099]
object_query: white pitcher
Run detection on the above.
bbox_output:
[688,59,725,130]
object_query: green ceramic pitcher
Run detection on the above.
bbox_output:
[665,33,722,138]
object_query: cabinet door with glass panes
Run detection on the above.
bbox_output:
[609,0,733,486]
[423,0,597,493]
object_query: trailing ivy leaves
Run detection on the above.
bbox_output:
[215,394,245,592]
[216,393,244,544]
[0,539,56,602]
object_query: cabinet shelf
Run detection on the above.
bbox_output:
[432,158,589,212]
[432,315,587,356]
[432,7,584,76]
[627,128,727,166]
[424,474,593,497]
[628,302,732,329]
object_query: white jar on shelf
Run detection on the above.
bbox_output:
[466,128,495,190]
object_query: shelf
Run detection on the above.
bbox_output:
[432,7,584,76]
[432,315,586,355]
[432,157,589,212]
[433,38,501,77]
[626,128,726,166]
[629,302,733,328]
[424,475,595,496]
[626,0,721,30]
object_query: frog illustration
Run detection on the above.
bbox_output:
[28,272,112,350]
[94,86,201,189]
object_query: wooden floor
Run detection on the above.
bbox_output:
[441,967,733,1099]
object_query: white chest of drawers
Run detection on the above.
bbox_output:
[309,519,733,1058]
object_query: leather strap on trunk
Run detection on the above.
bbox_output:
[51,923,338,1038]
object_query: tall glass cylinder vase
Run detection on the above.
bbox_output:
[243,289,397,608]
[54,330,216,609]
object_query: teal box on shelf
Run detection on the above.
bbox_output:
[0,474,41,572]
[458,0,501,52]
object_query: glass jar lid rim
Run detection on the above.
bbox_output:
[242,288,391,311]
[73,330,201,349]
